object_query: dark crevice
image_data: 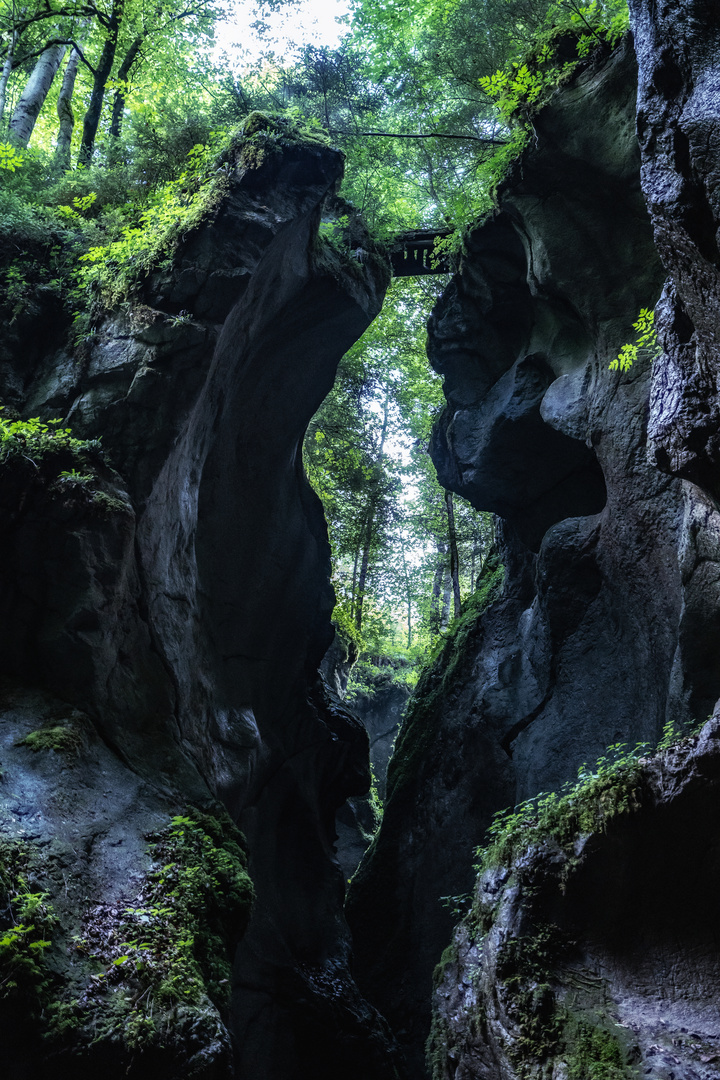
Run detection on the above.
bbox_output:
[500,686,554,759]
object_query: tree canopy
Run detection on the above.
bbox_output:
[0,0,631,688]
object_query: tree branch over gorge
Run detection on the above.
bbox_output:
[330,129,508,145]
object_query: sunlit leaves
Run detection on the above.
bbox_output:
[609,307,661,373]
[0,141,24,171]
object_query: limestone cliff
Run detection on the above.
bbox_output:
[0,127,398,1078]
[347,26,720,1079]
[429,716,720,1079]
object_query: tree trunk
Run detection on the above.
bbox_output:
[445,489,461,620]
[350,543,361,619]
[0,31,17,127]
[78,0,123,166]
[54,42,82,171]
[440,567,451,630]
[8,41,67,146]
[430,541,447,633]
[354,384,391,633]
[355,519,373,633]
[109,33,143,139]
[398,530,413,648]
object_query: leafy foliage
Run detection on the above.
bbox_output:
[0,839,57,1008]
[474,741,649,878]
[0,141,23,170]
[609,307,661,372]
[0,409,99,468]
[56,810,254,1055]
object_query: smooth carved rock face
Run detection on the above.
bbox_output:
[432,349,606,550]
[629,0,720,496]
[0,138,400,1078]
[429,39,665,552]
[348,36,720,1079]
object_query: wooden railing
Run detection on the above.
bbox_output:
[389,229,453,276]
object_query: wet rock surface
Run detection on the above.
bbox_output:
[429,717,720,1080]
[335,670,410,881]
[347,35,720,1078]
[629,0,720,499]
[0,135,400,1078]
[3,10,720,1079]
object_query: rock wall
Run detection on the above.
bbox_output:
[347,30,720,1077]
[0,131,400,1078]
[429,716,720,1080]
[630,0,720,497]
[335,671,410,880]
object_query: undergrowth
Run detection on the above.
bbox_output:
[474,714,705,880]
[55,809,254,1055]
[435,0,630,263]
[0,838,57,1011]
[1,112,336,336]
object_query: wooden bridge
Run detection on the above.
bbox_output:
[390,229,453,277]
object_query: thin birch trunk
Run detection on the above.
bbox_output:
[430,541,447,632]
[398,530,413,648]
[440,568,451,630]
[350,544,360,619]
[8,41,67,146]
[0,32,17,127]
[54,41,82,170]
[354,384,391,632]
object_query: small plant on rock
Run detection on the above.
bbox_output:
[609,308,661,373]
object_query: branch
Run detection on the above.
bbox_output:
[14,4,97,34]
[329,129,507,145]
[12,37,96,75]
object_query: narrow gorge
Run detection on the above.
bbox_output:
[1,1,719,1078]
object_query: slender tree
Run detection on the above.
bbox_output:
[77,0,122,164]
[355,381,391,632]
[8,38,66,144]
[109,30,142,138]
[54,24,86,168]
[445,489,461,620]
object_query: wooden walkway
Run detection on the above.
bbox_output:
[390,229,453,276]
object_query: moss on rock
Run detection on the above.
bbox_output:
[385,552,504,803]
[0,807,256,1078]
[16,723,83,753]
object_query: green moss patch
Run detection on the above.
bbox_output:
[496,925,568,1070]
[385,552,504,802]
[563,1014,633,1080]
[50,808,254,1062]
[16,723,83,754]
[77,115,335,314]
